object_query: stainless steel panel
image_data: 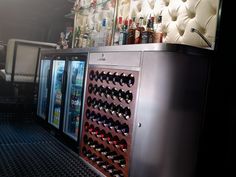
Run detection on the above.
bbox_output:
[89,52,141,67]
[130,52,209,177]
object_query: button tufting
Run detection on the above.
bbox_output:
[178,28,185,36]
[171,15,177,21]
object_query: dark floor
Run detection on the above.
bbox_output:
[0,115,100,177]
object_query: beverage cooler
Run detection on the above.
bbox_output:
[78,44,212,177]
[37,51,87,142]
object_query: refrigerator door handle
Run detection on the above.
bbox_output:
[61,70,67,94]
[46,69,50,89]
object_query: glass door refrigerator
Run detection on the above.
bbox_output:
[48,59,66,129]
[63,58,86,141]
[37,59,51,120]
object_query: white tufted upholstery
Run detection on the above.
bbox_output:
[73,0,220,49]
[123,0,220,49]
[0,39,56,82]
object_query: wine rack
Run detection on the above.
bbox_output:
[80,67,139,177]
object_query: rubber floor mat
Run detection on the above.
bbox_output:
[0,119,101,177]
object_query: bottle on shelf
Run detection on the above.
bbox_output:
[153,15,163,43]
[118,20,128,45]
[114,16,123,45]
[135,17,145,44]
[127,17,136,44]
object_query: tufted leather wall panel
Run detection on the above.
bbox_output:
[122,0,220,49]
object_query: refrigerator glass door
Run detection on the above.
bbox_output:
[37,59,51,119]
[48,60,65,129]
[63,60,86,140]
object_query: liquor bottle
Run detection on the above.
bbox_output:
[91,127,99,135]
[121,124,129,136]
[98,115,107,124]
[97,99,103,111]
[108,118,115,129]
[126,73,135,87]
[119,73,126,86]
[95,144,104,152]
[109,103,116,115]
[98,19,107,46]
[87,137,93,146]
[87,96,92,107]
[116,105,123,117]
[101,147,111,156]
[85,150,93,158]
[107,152,118,160]
[98,86,105,97]
[123,107,131,120]
[93,84,98,95]
[112,72,119,85]
[118,89,125,102]
[106,72,113,83]
[114,17,123,45]
[103,101,109,113]
[102,132,112,142]
[106,165,115,174]
[111,88,118,100]
[88,124,94,133]
[99,71,106,82]
[153,15,163,43]
[147,16,154,43]
[96,158,105,166]
[88,83,93,94]
[72,67,78,84]
[90,155,99,161]
[119,139,128,152]
[125,90,133,103]
[112,136,120,148]
[92,98,98,109]
[84,122,89,132]
[89,70,95,81]
[135,17,143,44]
[89,140,98,148]
[92,113,101,122]
[85,109,90,119]
[104,87,111,98]
[113,155,125,164]
[96,129,105,138]
[112,170,124,177]
[118,20,128,45]
[114,121,122,133]
[127,17,136,44]
[89,111,96,120]
[94,71,99,81]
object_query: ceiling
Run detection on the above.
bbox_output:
[0,0,74,43]
[0,0,73,26]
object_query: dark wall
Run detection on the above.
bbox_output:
[0,0,73,44]
[196,1,234,177]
